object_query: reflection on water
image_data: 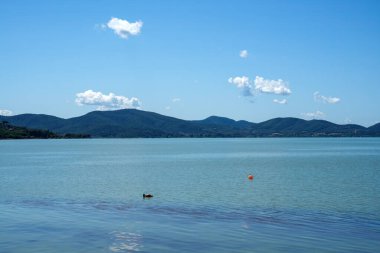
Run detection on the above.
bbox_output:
[109,232,143,252]
[2,197,379,253]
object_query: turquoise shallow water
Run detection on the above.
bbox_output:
[1,138,380,252]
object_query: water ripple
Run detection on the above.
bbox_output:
[109,231,143,252]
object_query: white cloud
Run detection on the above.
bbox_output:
[239,50,248,58]
[314,91,340,104]
[0,109,12,116]
[228,76,250,88]
[302,111,325,119]
[228,76,253,96]
[172,98,181,103]
[273,99,287,104]
[75,90,141,110]
[165,106,171,110]
[254,76,291,95]
[107,17,143,39]
[229,75,291,97]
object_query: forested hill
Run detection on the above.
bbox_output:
[0,121,89,139]
[1,109,379,138]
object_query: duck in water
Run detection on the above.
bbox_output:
[143,193,153,199]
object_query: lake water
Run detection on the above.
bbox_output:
[1,138,379,252]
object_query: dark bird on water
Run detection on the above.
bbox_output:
[143,193,153,199]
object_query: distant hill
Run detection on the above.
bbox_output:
[1,109,379,138]
[0,121,89,139]
[2,114,66,130]
[368,123,380,133]
[253,118,367,136]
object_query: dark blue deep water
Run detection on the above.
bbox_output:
[1,138,379,252]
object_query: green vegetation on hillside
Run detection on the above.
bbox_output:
[0,121,90,139]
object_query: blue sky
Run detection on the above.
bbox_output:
[0,0,379,126]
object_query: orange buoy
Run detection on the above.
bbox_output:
[248,174,254,180]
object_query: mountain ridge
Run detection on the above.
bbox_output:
[1,109,379,138]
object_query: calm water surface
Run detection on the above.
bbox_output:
[1,138,379,252]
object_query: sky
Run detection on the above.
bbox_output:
[0,0,379,126]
